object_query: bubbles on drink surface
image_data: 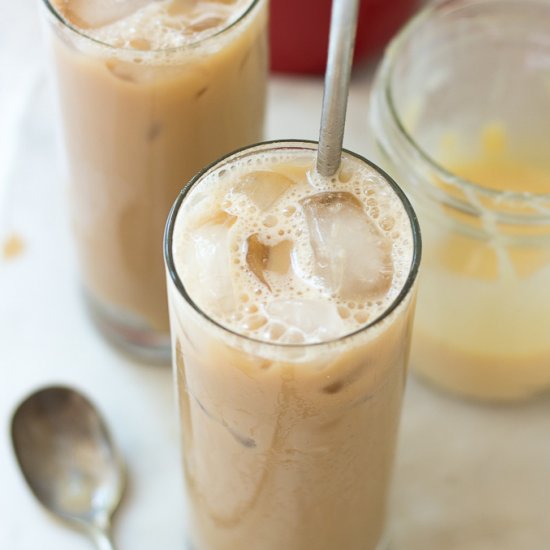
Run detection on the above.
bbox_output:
[173,150,414,344]
[52,0,251,50]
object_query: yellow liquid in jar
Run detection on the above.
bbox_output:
[411,124,550,402]
[455,123,550,194]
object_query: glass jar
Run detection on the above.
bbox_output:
[369,0,550,402]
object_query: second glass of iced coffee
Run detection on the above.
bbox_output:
[41,0,268,360]
[165,141,421,549]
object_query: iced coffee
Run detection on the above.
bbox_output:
[42,0,268,358]
[165,142,421,550]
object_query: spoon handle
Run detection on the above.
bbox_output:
[90,528,116,550]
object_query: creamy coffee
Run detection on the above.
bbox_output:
[44,0,267,356]
[166,142,420,550]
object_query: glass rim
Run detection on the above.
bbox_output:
[41,0,262,54]
[164,139,422,351]
[381,0,550,205]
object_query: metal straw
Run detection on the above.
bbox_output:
[316,0,361,177]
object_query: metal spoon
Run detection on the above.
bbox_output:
[11,386,125,550]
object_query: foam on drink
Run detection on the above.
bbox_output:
[52,0,251,50]
[172,149,414,344]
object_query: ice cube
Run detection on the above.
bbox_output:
[300,192,394,301]
[167,0,198,16]
[191,392,256,448]
[234,171,295,211]
[266,240,293,275]
[266,299,345,342]
[105,60,181,84]
[105,59,140,82]
[190,213,236,313]
[188,14,226,32]
[60,0,150,29]
[245,236,293,289]
[245,234,271,290]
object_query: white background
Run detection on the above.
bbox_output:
[1,1,550,548]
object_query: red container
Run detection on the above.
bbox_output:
[269,0,419,73]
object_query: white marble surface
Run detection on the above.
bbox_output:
[1,1,550,549]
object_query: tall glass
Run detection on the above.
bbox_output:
[164,141,421,549]
[41,0,268,361]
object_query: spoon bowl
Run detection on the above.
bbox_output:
[11,386,125,549]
